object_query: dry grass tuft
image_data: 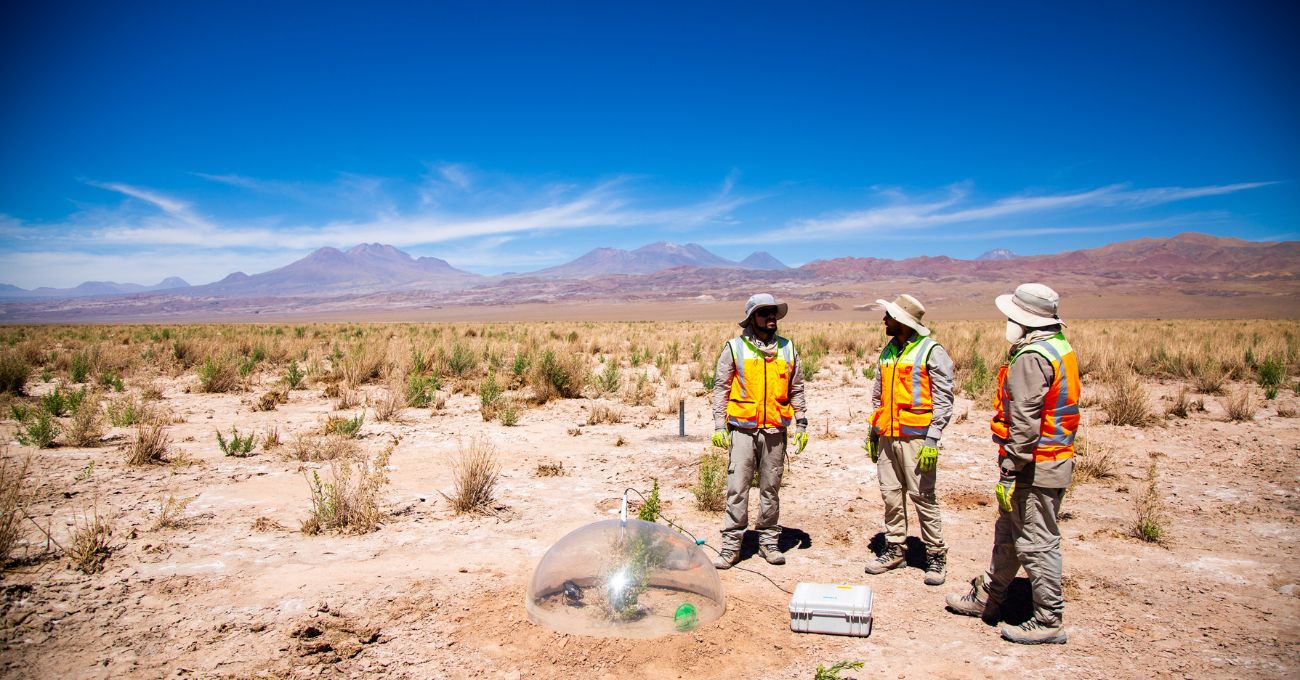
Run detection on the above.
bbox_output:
[1223,388,1257,422]
[447,437,501,515]
[0,455,33,565]
[1101,370,1155,427]
[1071,436,1116,486]
[1164,387,1204,419]
[126,420,170,465]
[254,389,288,412]
[333,387,360,410]
[68,507,113,574]
[534,460,566,477]
[66,392,105,447]
[528,349,587,403]
[586,403,623,425]
[152,493,196,530]
[373,383,406,423]
[1189,359,1226,394]
[300,441,394,535]
[251,516,285,532]
[286,433,359,462]
[196,355,240,393]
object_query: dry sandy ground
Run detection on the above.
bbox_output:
[2,361,1298,679]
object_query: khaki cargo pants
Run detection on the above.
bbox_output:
[720,428,787,552]
[984,484,1066,625]
[876,436,947,554]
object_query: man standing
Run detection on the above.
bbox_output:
[945,283,1079,645]
[863,294,954,585]
[711,293,808,569]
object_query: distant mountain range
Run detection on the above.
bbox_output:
[1,234,1296,316]
[0,277,190,300]
[524,242,786,279]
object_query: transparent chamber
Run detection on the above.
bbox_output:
[525,519,726,638]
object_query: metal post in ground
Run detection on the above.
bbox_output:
[678,398,686,437]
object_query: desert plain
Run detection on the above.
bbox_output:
[0,318,1297,679]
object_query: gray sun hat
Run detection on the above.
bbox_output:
[739,293,789,327]
[874,294,930,337]
[996,283,1065,328]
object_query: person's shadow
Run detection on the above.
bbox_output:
[865,532,1034,625]
[738,527,812,560]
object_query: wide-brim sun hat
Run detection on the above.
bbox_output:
[739,293,789,327]
[996,283,1065,328]
[874,294,930,337]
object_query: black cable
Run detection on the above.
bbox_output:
[621,487,794,596]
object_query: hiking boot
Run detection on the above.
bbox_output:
[863,543,906,575]
[945,576,1001,621]
[923,552,947,586]
[1000,617,1067,645]
[712,549,740,570]
[758,544,785,565]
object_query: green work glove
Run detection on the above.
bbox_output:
[862,437,878,463]
[918,445,939,473]
[994,472,1016,513]
[790,430,808,455]
[711,429,730,449]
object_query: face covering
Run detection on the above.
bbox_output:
[1005,320,1026,343]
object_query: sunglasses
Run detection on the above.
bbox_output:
[753,308,779,318]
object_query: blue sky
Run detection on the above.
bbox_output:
[1,1,1296,288]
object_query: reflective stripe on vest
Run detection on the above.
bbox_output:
[725,336,796,429]
[990,333,1081,462]
[870,335,939,438]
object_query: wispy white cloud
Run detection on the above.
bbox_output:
[704,181,1276,245]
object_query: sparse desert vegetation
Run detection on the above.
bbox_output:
[0,319,1297,678]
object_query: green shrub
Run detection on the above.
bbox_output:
[594,360,621,395]
[97,372,125,392]
[498,403,519,426]
[216,426,258,457]
[530,349,585,402]
[700,365,716,391]
[325,412,364,438]
[815,660,865,680]
[862,364,875,379]
[40,386,72,417]
[17,410,60,448]
[1257,357,1284,389]
[692,450,726,512]
[511,351,531,377]
[446,343,477,377]
[801,352,822,381]
[70,352,91,383]
[479,372,503,419]
[405,373,438,408]
[961,354,991,397]
[107,396,141,427]
[638,479,661,522]
[285,360,305,389]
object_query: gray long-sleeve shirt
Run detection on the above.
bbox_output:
[870,332,954,447]
[999,328,1075,489]
[712,327,807,432]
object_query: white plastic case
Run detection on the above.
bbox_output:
[788,582,873,637]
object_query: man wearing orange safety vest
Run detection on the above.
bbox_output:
[710,293,808,569]
[863,294,954,586]
[946,283,1079,646]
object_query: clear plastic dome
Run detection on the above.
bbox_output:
[526,519,726,638]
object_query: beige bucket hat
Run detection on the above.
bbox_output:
[874,294,930,337]
[996,283,1064,328]
[739,293,789,327]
